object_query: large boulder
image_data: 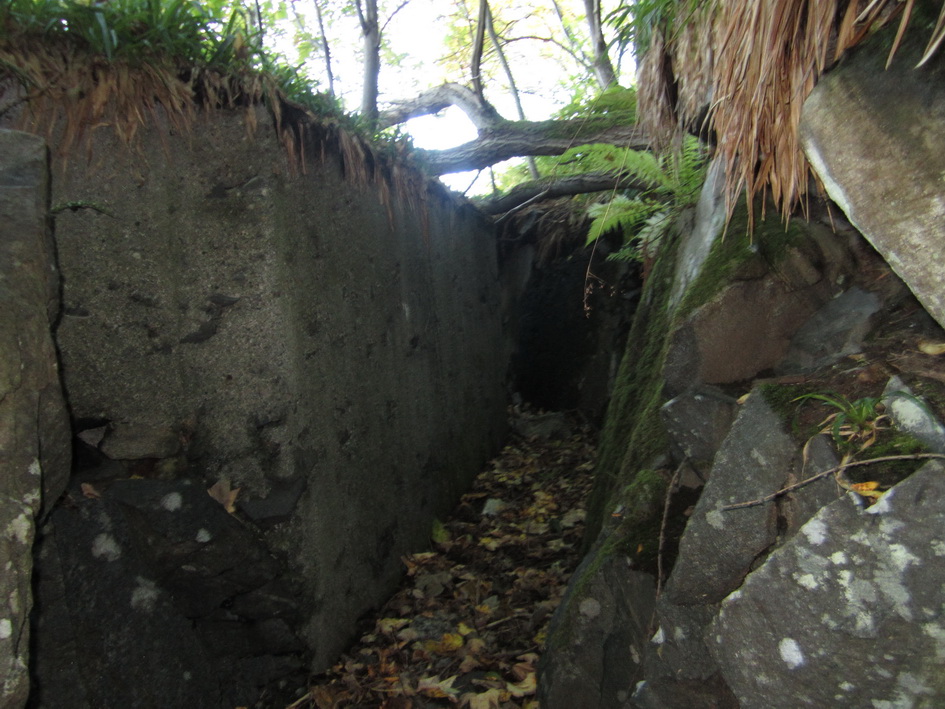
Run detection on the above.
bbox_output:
[711,461,945,707]
[664,390,840,605]
[800,19,945,330]
[0,130,70,708]
[663,217,851,396]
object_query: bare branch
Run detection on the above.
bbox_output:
[415,119,649,174]
[378,82,503,129]
[477,171,650,215]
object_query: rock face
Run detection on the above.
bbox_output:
[539,543,656,709]
[711,462,945,708]
[800,22,945,330]
[13,105,507,701]
[0,130,71,708]
[541,145,945,706]
[663,392,839,606]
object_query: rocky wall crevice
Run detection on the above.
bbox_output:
[0,130,71,709]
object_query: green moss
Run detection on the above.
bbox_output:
[676,198,805,319]
[848,431,929,488]
[584,223,681,543]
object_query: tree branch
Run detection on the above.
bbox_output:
[415,118,649,174]
[476,171,650,215]
[378,82,503,129]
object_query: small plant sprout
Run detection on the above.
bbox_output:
[793,392,890,453]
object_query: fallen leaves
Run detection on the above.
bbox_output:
[207,478,239,513]
[296,409,596,708]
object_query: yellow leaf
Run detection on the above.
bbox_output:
[457,622,475,636]
[479,537,501,551]
[427,632,463,654]
[463,688,503,709]
[507,672,537,697]
[377,618,410,635]
[919,340,945,355]
[850,481,884,498]
[417,675,459,699]
[431,518,451,543]
[207,478,239,513]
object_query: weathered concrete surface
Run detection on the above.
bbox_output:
[42,107,507,676]
[31,478,303,708]
[711,462,945,708]
[0,130,70,708]
[800,24,945,330]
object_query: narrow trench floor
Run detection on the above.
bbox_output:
[292,407,597,708]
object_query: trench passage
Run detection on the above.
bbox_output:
[291,407,597,708]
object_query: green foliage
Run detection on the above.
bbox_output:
[0,0,347,119]
[606,0,714,57]
[556,84,637,124]
[492,85,639,191]
[583,135,708,264]
[0,0,249,64]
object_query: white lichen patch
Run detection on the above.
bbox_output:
[802,517,828,545]
[794,573,818,590]
[673,626,687,641]
[879,517,905,537]
[130,577,159,612]
[923,622,945,659]
[161,492,183,512]
[195,528,212,543]
[830,551,848,565]
[839,681,855,692]
[872,672,935,709]
[779,638,805,669]
[931,540,945,557]
[579,597,601,619]
[887,544,918,572]
[651,625,666,644]
[873,565,914,621]
[0,618,11,640]
[866,488,895,515]
[92,533,121,561]
[6,514,31,545]
[838,571,878,635]
[28,459,41,476]
[706,508,725,530]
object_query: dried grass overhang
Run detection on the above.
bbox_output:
[0,38,444,233]
[638,0,945,227]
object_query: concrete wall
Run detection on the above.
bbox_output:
[46,107,507,671]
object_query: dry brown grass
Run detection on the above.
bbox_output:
[639,0,945,226]
[0,39,438,234]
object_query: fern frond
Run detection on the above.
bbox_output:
[586,195,662,245]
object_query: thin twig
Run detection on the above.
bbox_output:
[495,188,550,222]
[722,453,945,511]
[656,462,683,597]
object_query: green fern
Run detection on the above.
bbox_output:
[586,135,707,264]
[586,195,661,245]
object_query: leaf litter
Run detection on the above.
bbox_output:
[291,407,596,708]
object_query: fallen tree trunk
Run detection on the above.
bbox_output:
[416,119,649,175]
[476,171,649,215]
